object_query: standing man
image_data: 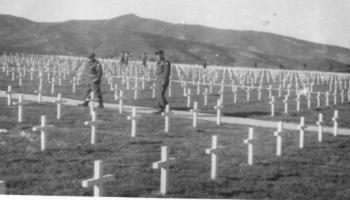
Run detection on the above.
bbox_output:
[202,58,208,69]
[141,52,147,67]
[154,50,171,114]
[120,51,125,66]
[78,53,104,108]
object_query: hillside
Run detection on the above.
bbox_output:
[0,13,350,71]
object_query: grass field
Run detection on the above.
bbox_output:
[1,68,350,199]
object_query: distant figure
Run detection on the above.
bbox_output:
[79,53,104,108]
[303,64,307,70]
[154,50,171,114]
[254,62,258,68]
[202,58,208,69]
[142,52,148,67]
[120,51,125,66]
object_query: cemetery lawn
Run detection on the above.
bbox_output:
[1,99,350,199]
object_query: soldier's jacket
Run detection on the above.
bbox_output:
[87,60,103,82]
[156,59,171,83]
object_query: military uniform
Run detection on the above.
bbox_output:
[142,54,147,67]
[155,59,171,110]
[82,58,104,107]
[120,52,125,66]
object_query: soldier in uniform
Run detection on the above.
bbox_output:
[79,53,104,108]
[154,50,171,114]
[120,51,125,66]
[202,58,208,69]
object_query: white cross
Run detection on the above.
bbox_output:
[82,160,115,197]
[32,115,55,151]
[182,82,187,96]
[332,110,338,136]
[152,146,176,195]
[218,85,225,104]
[141,77,146,90]
[269,96,275,117]
[14,94,25,123]
[209,81,213,94]
[132,86,138,100]
[185,89,192,108]
[232,86,237,103]
[88,92,97,115]
[5,85,12,106]
[151,82,156,99]
[278,85,282,97]
[214,99,224,125]
[298,117,307,148]
[53,93,66,119]
[316,92,321,107]
[325,91,330,106]
[71,76,78,93]
[11,69,15,81]
[115,90,126,114]
[243,127,256,165]
[190,101,200,128]
[246,87,251,102]
[34,89,43,103]
[295,93,301,112]
[161,105,172,133]
[273,122,283,156]
[202,88,209,106]
[333,92,337,105]
[113,83,119,100]
[306,93,311,109]
[283,95,289,114]
[17,72,23,87]
[49,77,55,94]
[195,82,200,95]
[57,73,62,86]
[268,85,273,99]
[126,77,130,90]
[257,86,262,100]
[168,81,172,97]
[127,107,138,137]
[316,113,323,142]
[205,135,223,180]
[84,111,103,145]
[109,79,115,91]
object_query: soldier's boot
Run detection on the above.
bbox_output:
[98,101,104,108]
[78,101,89,107]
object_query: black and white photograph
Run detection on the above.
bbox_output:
[0,0,349,199]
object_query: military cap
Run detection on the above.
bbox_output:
[155,50,164,55]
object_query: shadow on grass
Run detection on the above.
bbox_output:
[223,111,270,118]
[129,140,162,145]
[171,107,191,111]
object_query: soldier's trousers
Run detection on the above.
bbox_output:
[84,81,103,103]
[155,80,169,110]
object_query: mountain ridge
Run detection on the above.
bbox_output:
[0,13,349,72]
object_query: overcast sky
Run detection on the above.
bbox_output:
[1,0,350,49]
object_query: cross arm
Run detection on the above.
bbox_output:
[84,120,103,126]
[152,157,176,169]
[82,175,115,187]
[32,125,55,131]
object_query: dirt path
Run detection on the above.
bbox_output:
[1,90,349,136]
